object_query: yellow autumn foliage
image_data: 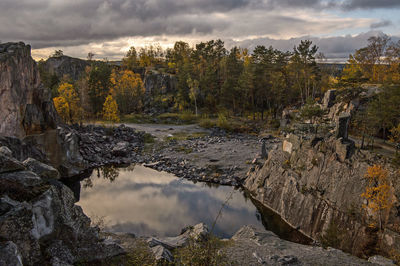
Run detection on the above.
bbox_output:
[361,165,395,229]
[102,94,120,123]
[110,69,145,114]
[53,96,69,122]
[53,83,82,123]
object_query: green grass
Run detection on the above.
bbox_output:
[121,112,200,125]
[174,145,193,154]
[121,114,157,124]
[164,132,208,142]
[173,236,234,266]
[199,115,255,134]
[143,133,155,143]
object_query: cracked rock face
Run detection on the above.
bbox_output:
[244,135,400,258]
[0,153,124,265]
[0,42,59,138]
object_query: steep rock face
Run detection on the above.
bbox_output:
[144,73,176,95]
[244,135,400,257]
[0,42,58,138]
[0,152,124,265]
[43,55,89,81]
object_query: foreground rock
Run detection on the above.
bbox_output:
[111,224,384,265]
[0,152,124,265]
[0,42,58,138]
[147,223,209,262]
[224,226,388,265]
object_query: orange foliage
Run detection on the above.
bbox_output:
[361,165,395,229]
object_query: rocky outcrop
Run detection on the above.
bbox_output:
[147,223,209,262]
[224,226,388,265]
[244,133,400,257]
[143,73,177,112]
[0,42,59,138]
[0,151,124,265]
[43,55,89,81]
[322,89,336,109]
[144,73,176,95]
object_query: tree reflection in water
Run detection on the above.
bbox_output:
[83,165,123,188]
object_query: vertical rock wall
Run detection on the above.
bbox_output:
[0,42,59,138]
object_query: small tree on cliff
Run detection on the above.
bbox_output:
[102,94,120,123]
[299,98,324,124]
[361,165,394,230]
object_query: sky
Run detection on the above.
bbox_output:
[0,0,399,62]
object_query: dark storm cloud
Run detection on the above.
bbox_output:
[267,0,400,10]
[370,20,393,29]
[341,0,400,10]
[0,0,249,48]
[228,31,400,61]
[0,0,397,56]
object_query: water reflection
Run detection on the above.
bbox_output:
[77,165,263,238]
[83,166,120,188]
[76,164,310,243]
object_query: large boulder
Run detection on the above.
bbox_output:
[22,157,60,180]
[0,155,124,265]
[0,154,25,174]
[0,42,59,138]
[0,241,23,266]
[147,223,209,262]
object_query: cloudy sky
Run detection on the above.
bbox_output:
[1,0,399,61]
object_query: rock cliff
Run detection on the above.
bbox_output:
[244,132,400,258]
[43,55,89,81]
[0,42,59,138]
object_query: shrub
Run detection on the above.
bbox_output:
[143,133,155,143]
[199,118,216,129]
[300,99,324,123]
[319,221,345,249]
[174,235,231,266]
[269,118,281,129]
[217,113,231,131]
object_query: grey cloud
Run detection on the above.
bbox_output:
[1,0,394,56]
[1,0,241,48]
[341,0,400,9]
[370,20,393,29]
[265,0,400,10]
[228,31,400,61]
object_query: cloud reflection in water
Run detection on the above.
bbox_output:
[77,165,262,237]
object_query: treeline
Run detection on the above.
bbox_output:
[342,35,400,144]
[38,36,400,146]
[122,39,331,118]
[39,39,335,123]
[39,59,145,123]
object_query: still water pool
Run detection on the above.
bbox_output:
[76,164,309,242]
